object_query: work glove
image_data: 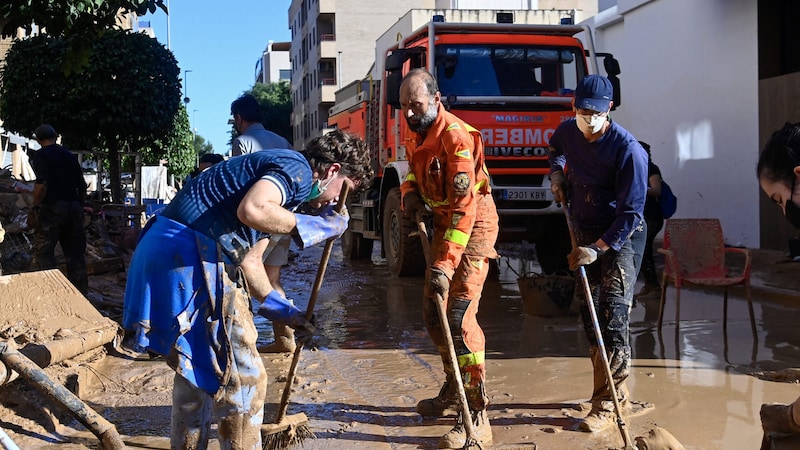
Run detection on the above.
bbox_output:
[568,246,599,271]
[257,290,316,340]
[293,204,349,249]
[550,170,568,205]
[402,192,427,220]
[428,267,450,298]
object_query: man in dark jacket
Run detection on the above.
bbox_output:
[29,124,88,295]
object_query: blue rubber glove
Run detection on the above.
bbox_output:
[256,291,316,338]
[293,204,349,249]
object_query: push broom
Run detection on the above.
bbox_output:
[562,203,635,450]
[262,183,350,450]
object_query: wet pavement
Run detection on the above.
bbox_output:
[5,242,800,449]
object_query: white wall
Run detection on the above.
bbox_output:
[584,0,760,248]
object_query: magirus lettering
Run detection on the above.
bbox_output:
[485,146,549,157]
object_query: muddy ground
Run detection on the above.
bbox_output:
[2,241,800,449]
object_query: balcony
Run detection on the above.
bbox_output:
[320,35,337,59]
[320,79,337,103]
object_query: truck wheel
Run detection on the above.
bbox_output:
[383,187,424,276]
[342,228,374,260]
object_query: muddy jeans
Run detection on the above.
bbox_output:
[171,287,267,450]
[33,200,88,295]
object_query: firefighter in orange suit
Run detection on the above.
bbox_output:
[399,68,499,449]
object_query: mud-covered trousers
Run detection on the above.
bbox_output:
[171,285,266,450]
[423,195,499,411]
[574,224,645,405]
[33,200,88,295]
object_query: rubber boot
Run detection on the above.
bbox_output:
[257,321,296,353]
[579,345,630,433]
[761,402,800,435]
[417,375,459,417]
[634,427,686,449]
[438,408,492,449]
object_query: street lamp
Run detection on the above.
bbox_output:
[183,69,192,105]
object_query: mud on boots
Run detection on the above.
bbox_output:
[438,384,492,449]
[257,320,296,353]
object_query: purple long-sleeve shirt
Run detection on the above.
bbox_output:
[548,118,648,251]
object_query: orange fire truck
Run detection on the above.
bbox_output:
[328,16,621,276]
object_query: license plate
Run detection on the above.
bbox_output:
[501,189,550,201]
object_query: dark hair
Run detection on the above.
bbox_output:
[402,68,439,97]
[757,122,800,185]
[199,153,224,165]
[302,129,373,191]
[34,124,58,141]
[230,94,262,123]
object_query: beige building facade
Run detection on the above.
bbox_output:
[287,0,599,148]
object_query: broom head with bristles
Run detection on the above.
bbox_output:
[262,412,314,450]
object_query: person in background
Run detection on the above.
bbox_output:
[186,152,225,183]
[548,75,649,433]
[756,121,800,449]
[230,93,291,156]
[123,129,372,449]
[399,68,499,448]
[635,141,665,299]
[228,93,298,353]
[28,124,89,295]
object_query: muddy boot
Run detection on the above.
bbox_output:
[634,426,686,449]
[417,378,459,417]
[761,403,800,435]
[579,345,631,433]
[257,321,296,353]
[438,409,492,449]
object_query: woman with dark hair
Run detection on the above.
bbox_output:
[756,121,800,447]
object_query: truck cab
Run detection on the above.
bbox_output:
[330,18,621,277]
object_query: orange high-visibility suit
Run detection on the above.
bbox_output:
[400,103,499,409]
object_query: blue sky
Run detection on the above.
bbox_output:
[141,0,292,155]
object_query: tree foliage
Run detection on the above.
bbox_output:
[137,106,195,179]
[229,81,293,147]
[0,0,167,73]
[0,29,181,202]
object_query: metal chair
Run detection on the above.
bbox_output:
[657,218,756,335]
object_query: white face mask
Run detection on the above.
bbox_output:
[576,113,607,135]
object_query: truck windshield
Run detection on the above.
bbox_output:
[434,44,583,97]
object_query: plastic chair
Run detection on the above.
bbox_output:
[656,218,755,334]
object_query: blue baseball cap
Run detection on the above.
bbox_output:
[574,75,613,113]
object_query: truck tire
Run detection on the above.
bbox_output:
[342,228,374,260]
[383,187,424,276]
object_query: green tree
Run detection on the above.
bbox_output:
[230,81,293,147]
[0,29,181,202]
[0,0,167,73]
[193,134,214,160]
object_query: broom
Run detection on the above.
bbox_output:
[562,203,635,450]
[262,183,351,450]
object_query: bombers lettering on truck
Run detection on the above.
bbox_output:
[482,127,556,146]
[485,146,549,157]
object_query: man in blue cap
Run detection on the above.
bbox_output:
[547,74,650,432]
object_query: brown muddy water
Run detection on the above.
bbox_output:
[5,242,800,449]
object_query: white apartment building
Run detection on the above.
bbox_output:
[256,41,292,84]
[287,0,598,148]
